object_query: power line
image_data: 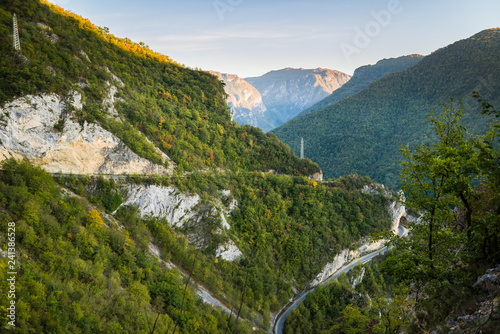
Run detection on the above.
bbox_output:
[300,137,304,159]
[13,13,21,51]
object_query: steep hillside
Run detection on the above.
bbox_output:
[297,54,423,117]
[273,29,500,188]
[245,68,351,131]
[0,0,319,177]
[209,71,271,129]
[0,1,399,332]
[0,160,244,333]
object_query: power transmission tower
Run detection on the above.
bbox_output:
[13,13,21,51]
[300,137,304,159]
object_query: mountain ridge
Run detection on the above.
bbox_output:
[297,54,424,117]
[211,67,351,132]
[237,67,351,131]
[273,28,500,188]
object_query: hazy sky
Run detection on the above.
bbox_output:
[48,0,499,77]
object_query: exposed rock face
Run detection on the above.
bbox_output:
[447,266,500,332]
[310,194,406,287]
[310,171,323,181]
[351,267,366,287]
[473,267,500,293]
[121,184,242,261]
[216,240,243,261]
[212,68,350,132]
[388,192,406,234]
[245,68,351,131]
[362,184,392,197]
[0,93,173,175]
[121,184,201,227]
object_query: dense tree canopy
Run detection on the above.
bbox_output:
[381,97,500,330]
[273,29,500,188]
[1,0,320,177]
[283,97,500,333]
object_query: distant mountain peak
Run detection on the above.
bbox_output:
[243,67,351,131]
[213,67,350,132]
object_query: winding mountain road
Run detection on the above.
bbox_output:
[274,225,408,334]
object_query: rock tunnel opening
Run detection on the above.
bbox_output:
[399,215,408,227]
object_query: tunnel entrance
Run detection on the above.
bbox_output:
[399,216,408,227]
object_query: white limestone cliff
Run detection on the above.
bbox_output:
[209,71,267,129]
[216,240,243,261]
[0,93,173,175]
[120,184,242,260]
[121,184,201,227]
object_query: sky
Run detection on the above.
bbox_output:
[48,0,500,78]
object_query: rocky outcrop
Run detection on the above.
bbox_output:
[310,240,386,288]
[310,171,323,181]
[0,93,173,175]
[310,194,406,287]
[362,184,392,197]
[120,184,242,260]
[388,192,406,234]
[351,267,366,288]
[121,184,201,227]
[447,266,500,332]
[216,240,243,261]
[473,267,500,294]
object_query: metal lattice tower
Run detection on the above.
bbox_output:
[300,137,304,159]
[13,13,21,51]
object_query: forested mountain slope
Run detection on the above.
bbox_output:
[297,54,423,117]
[0,0,318,177]
[283,97,500,333]
[0,1,399,332]
[273,29,500,188]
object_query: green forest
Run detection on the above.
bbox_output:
[283,99,500,333]
[1,1,498,333]
[0,159,248,333]
[0,160,395,332]
[0,0,319,177]
[51,165,393,329]
[0,1,400,332]
[273,28,500,189]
